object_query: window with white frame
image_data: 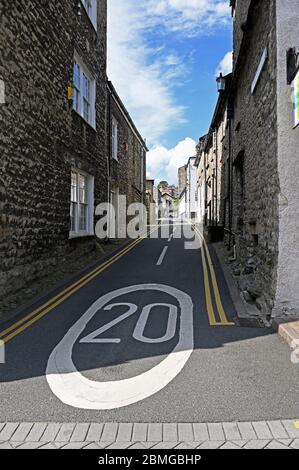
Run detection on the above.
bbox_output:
[81,0,97,30]
[112,117,118,160]
[73,54,96,128]
[70,169,94,237]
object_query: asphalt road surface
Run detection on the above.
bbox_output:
[0,220,299,423]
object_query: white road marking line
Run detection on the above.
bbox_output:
[156,246,168,266]
[167,228,177,242]
[46,284,194,410]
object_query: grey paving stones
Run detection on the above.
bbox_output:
[10,423,33,442]
[243,440,270,449]
[198,441,225,449]
[152,442,178,449]
[178,423,194,441]
[86,423,104,442]
[107,442,132,449]
[55,423,76,442]
[265,440,291,449]
[223,422,241,441]
[0,442,13,449]
[220,442,242,449]
[41,423,62,442]
[132,423,148,442]
[70,423,90,442]
[237,422,257,440]
[282,420,299,438]
[175,442,199,449]
[1,420,298,449]
[0,423,19,441]
[117,423,133,442]
[17,442,44,449]
[207,423,225,441]
[193,423,209,441]
[62,442,89,450]
[267,421,289,439]
[101,423,119,442]
[252,421,272,440]
[163,423,178,442]
[148,423,162,442]
[27,423,48,442]
[290,439,299,449]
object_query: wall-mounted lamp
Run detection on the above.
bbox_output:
[287,48,299,84]
[216,73,226,93]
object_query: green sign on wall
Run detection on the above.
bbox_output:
[294,71,299,128]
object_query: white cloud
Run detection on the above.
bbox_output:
[107,1,186,146]
[147,137,197,185]
[216,51,233,76]
[107,1,231,146]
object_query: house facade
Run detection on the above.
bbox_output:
[178,157,197,220]
[0,0,108,299]
[196,0,299,321]
[107,81,147,238]
[0,0,147,302]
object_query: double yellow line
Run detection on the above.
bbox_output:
[0,228,158,344]
[192,224,234,326]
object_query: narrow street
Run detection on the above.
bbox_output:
[1,220,298,429]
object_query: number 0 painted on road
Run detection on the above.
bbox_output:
[46,284,194,410]
[133,303,177,344]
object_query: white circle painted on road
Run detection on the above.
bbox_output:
[46,284,194,410]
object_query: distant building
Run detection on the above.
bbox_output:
[178,157,197,220]
[145,179,156,225]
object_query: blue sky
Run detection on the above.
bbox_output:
[107,0,233,185]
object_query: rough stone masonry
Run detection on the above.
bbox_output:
[0,1,108,300]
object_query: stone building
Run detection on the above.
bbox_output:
[195,75,232,239]
[0,1,147,302]
[0,0,108,299]
[107,81,147,237]
[194,0,299,321]
[228,0,299,320]
[178,165,187,197]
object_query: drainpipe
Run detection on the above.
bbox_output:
[106,81,112,240]
[228,118,233,250]
[215,127,218,227]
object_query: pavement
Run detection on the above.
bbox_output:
[1,420,299,449]
[0,220,299,448]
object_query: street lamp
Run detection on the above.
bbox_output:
[216,73,226,93]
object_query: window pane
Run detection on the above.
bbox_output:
[71,172,77,202]
[79,204,87,231]
[83,74,90,101]
[70,202,77,232]
[83,99,90,123]
[73,88,80,113]
[73,63,80,89]
[79,174,87,203]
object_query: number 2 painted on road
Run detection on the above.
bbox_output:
[80,302,178,344]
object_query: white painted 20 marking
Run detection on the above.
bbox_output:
[46,284,194,410]
[80,302,178,345]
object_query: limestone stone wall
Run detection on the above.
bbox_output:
[0,0,108,299]
[273,0,299,319]
[231,0,279,316]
